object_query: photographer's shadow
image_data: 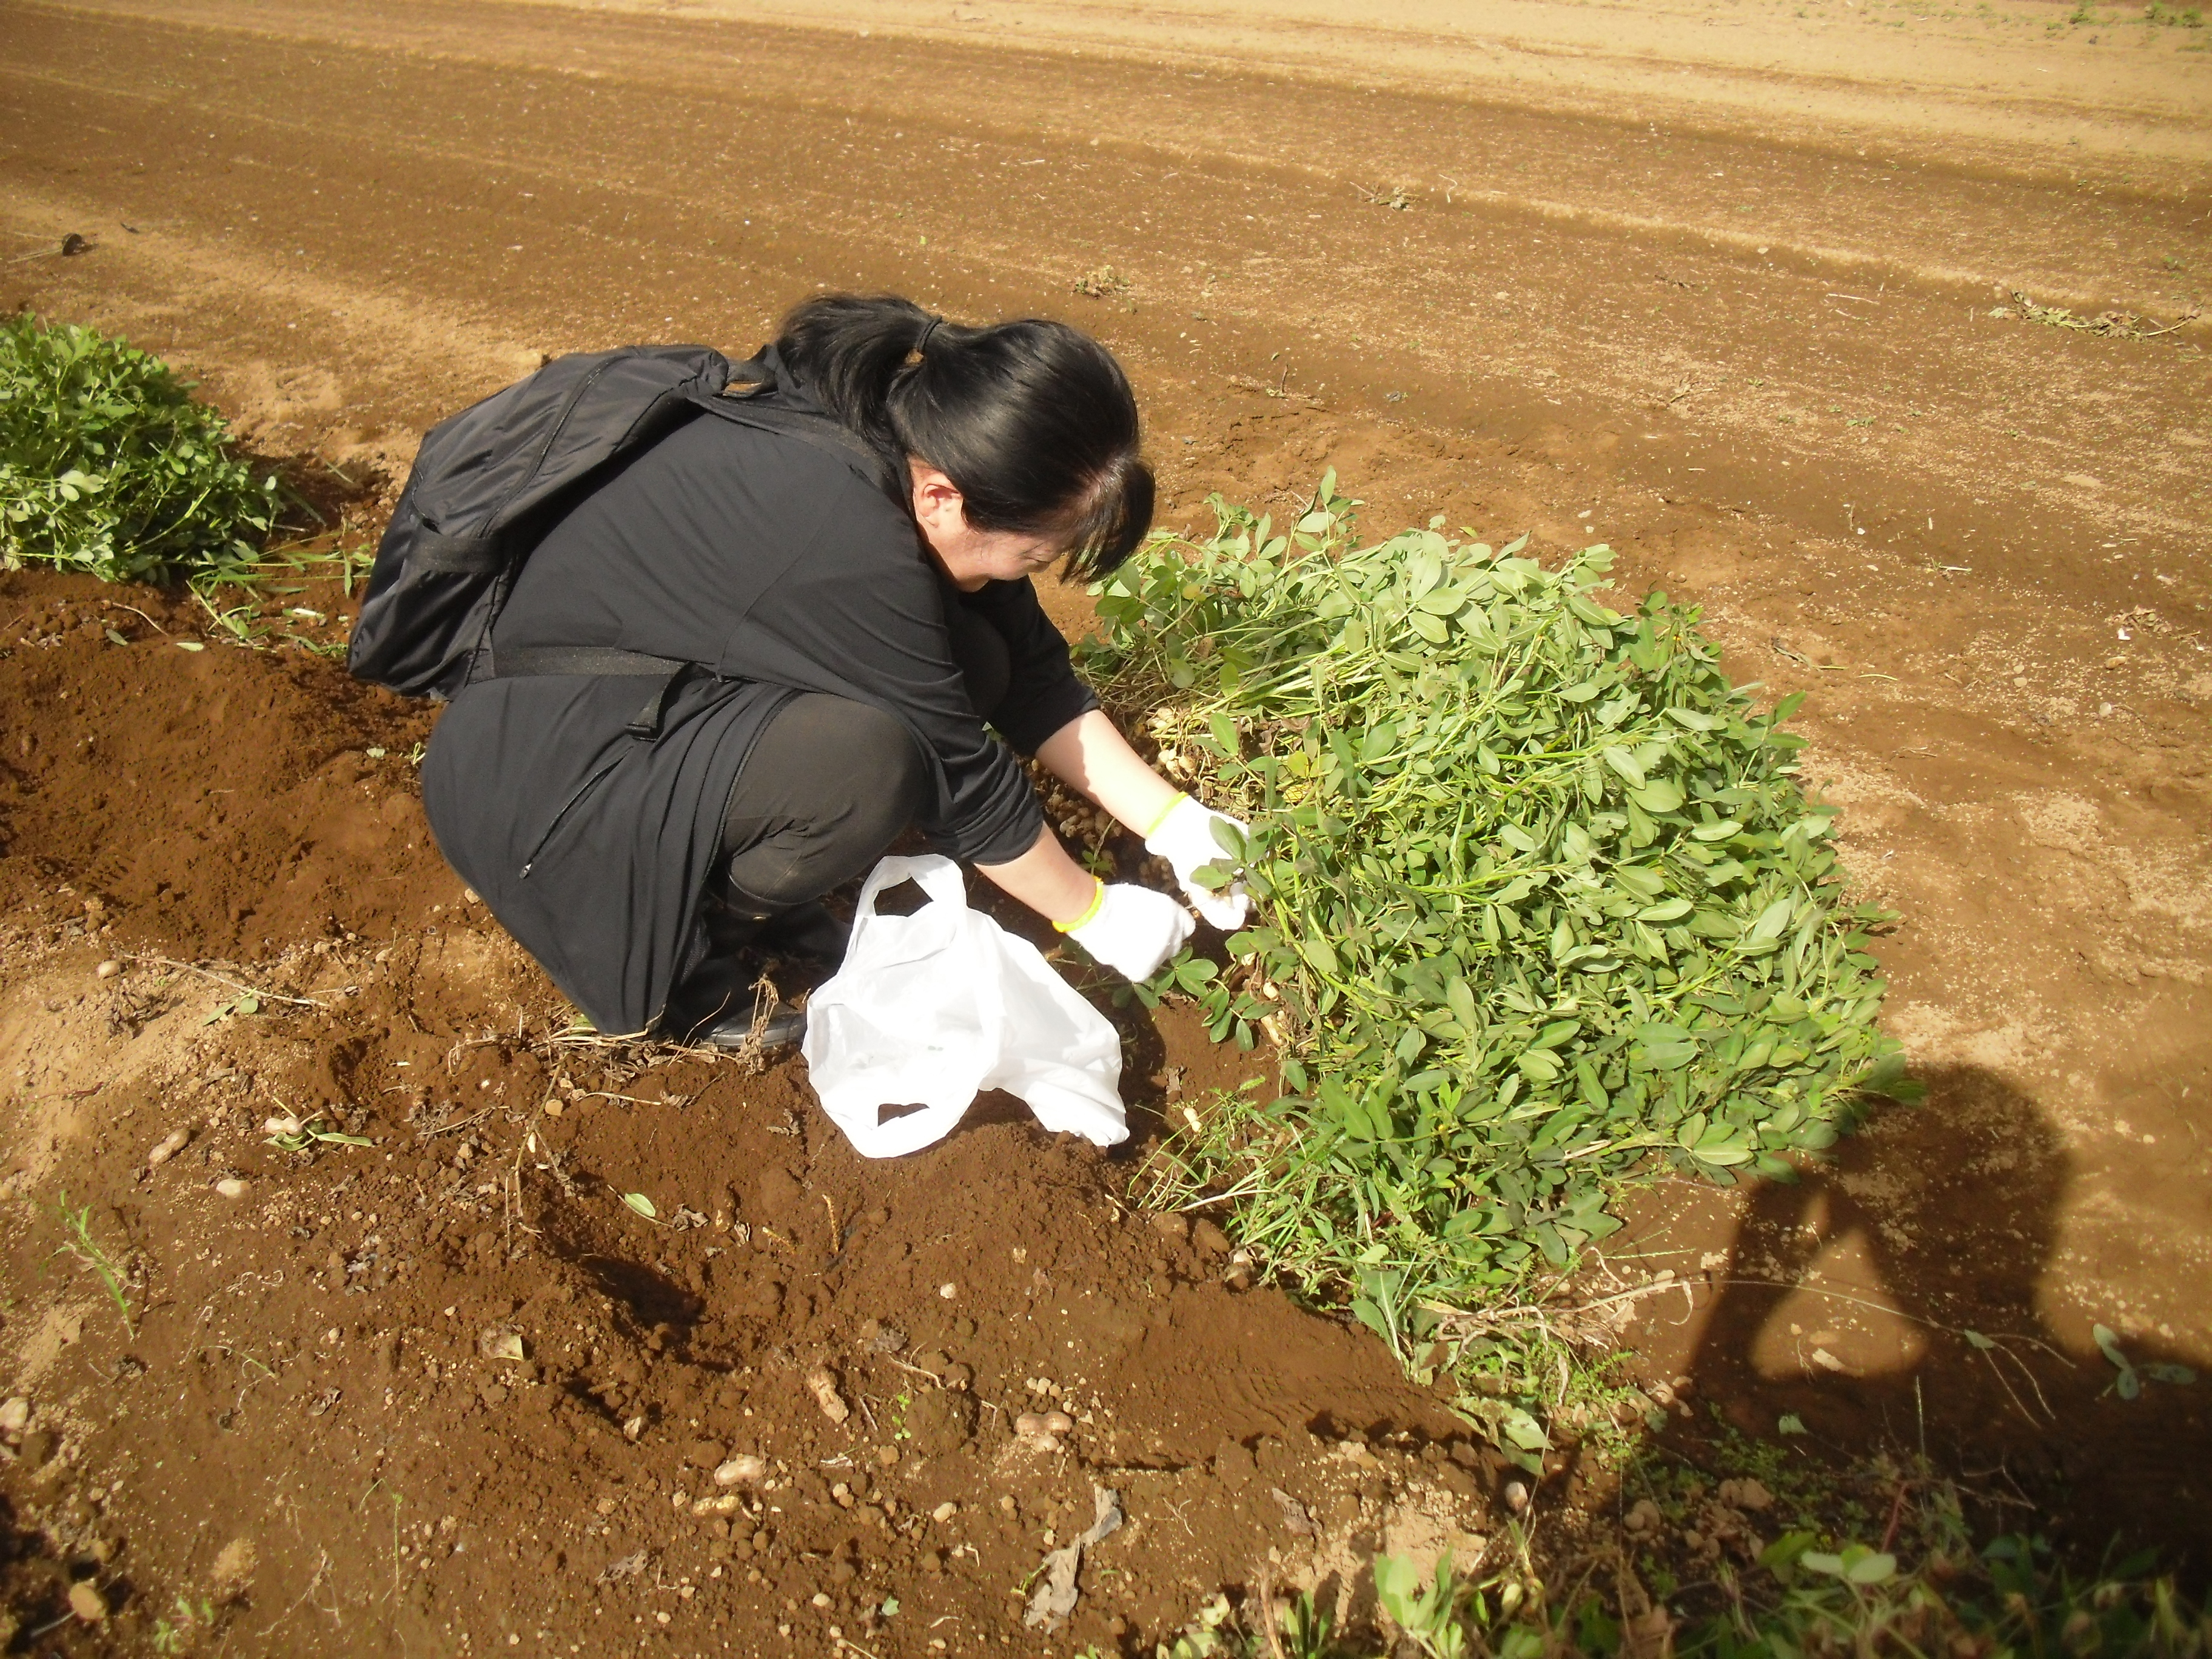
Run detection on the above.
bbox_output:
[1670,1064,2212,1572]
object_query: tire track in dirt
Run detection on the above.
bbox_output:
[5,0,2204,612]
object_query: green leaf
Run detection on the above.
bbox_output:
[1175,958,1219,993]
[1498,1407,1549,1452]
[1846,1552,1898,1585]
[1758,1532,1817,1570]
[1636,898,1692,923]
[2093,1323,2129,1369]
[1630,778,1683,813]
[1350,1298,1394,1342]
[1632,1024,1698,1070]
[1516,1050,1562,1084]
[622,1192,659,1221]
[1748,897,1795,943]
[1777,1413,1807,1435]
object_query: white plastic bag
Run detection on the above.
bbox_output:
[800,854,1127,1158]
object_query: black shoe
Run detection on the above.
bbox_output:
[694,999,807,1052]
[755,900,849,968]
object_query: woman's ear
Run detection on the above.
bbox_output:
[907,460,964,529]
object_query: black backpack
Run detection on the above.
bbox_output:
[346,344,897,707]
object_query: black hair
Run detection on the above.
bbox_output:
[772,293,1153,577]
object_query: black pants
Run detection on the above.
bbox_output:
[703,597,1010,926]
[713,693,930,919]
[665,610,1017,1034]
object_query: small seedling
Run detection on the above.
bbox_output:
[51,1190,133,1335]
[2093,1322,2196,1398]
[200,992,261,1026]
[263,1119,373,1153]
[1375,1549,1473,1658]
[151,1594,216,1653]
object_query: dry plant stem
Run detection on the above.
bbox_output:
[124,953,329,1008]
[1879,1480,1914,1555]
[1256,1574,1288,1659]
[101,600,169,634]
[414,1106,497,1141]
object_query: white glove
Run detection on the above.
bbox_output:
[1143,794,1252,930]
[1059,881,1195,980]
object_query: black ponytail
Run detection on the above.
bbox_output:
[772,293,1153,577]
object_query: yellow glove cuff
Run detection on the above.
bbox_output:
[1051,878,1107,934]
[1142,792,1190,839]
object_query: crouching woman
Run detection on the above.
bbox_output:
[420,294,1248,1044]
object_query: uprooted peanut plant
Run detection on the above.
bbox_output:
[1080,480,1915,1399]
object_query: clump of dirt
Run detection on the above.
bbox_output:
[0,568,1503,1654]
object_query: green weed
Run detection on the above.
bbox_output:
[1128,1474,2211,1657]
[1,314,278,582]
[150,1594,216,1653]
[50,1190,133,1336]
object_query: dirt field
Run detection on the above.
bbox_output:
[0,0,2207,1648]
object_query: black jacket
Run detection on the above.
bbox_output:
[419,392,1096,1034]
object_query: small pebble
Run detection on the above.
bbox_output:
[214,1178,248,1199]
[931,1501,957,1523]
[805,1368,851,1426]
[1504,1480,1529,1513]
[94,959,121,979]
[0,1396,28,1434]
[937,1282,957,1299]
[713,1454,768,1488]
[68,1581,106,1624]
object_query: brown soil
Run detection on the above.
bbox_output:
[0,570,1490,1655]
[0,0,2207,1646]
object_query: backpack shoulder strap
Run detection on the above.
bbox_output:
[683,378,905,503]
